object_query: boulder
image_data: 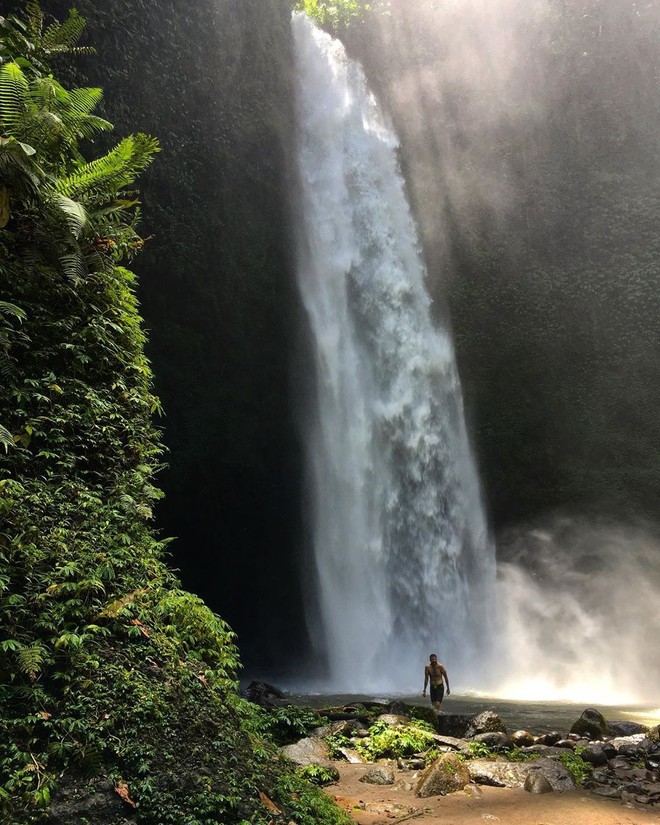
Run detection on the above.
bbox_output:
[435,714,475,738]
[472,732,514,752]
[608,721,649,737]
[337,747,366,764]
[581,743,610,767]
[360,766,395,785]
[520,745,569,758]
[524,772,554,794]
[387,700,411,718]
[243,681,287,709]
[570,708,608,740]
[467,757,575,791]
[411,705,441,729]
[281,737,333,767]
[534,732,561,746]
[511,730,535,747]
[555,739,576,750]
[376,713,410,727]
[610,735,653,757]
[466,711,507,737]
[415,753,470,797]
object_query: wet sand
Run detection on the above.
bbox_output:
[329,762,660,825]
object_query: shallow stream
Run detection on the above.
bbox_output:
[287,692,660,735]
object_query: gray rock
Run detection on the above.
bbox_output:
[555,739,576,750]
[466,711,507,737]
[337,746,366,764]
[608,721,649,737]
[591,785,623,799]
[387,700,411,718]
[581,744,609,766]
[524,772,554,794]
[244,680,287,709]
[610,735,653,756]
[463,783,484,798]
[511,730,534,747]
[376,713,410,727]
[436,714,474,738]
[534,732,562,746]
[467,758,575,791]
[570,708,608,740]
[473,732,514,752]
[415,753,470,797]
[520,745,569,757]
[360,766,395,785]
[281,737,333,767]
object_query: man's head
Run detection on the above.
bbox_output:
[429,654,438,664]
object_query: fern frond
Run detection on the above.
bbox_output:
[0,301,27,324]
[42,10,86,52]
[24,1,44,42]
[56,134,159,205]
[58,251,87,283]
[55,195,89,238]
[0,62,29,135]
[17,643,45,680]
[66,87,104,117]
[0,422,14,452]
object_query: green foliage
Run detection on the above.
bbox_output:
[296,764,340,786]
[261,704,324,746]
[465,741,494,759]
[557,748,592,785]
[274,771,352,825]
[0,5,346,824]
[351,720,437,761]
[294,0,388,31]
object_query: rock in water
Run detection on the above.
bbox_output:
[570,708,608,739]
[415,753,470,797]
[466,711,507,737]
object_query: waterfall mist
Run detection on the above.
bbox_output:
[291,14,495,693]
[493,516,660,705]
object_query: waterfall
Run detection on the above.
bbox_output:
[292,14,496,692]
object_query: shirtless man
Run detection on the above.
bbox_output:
[423,653,450,712]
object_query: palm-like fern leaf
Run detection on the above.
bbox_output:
[56,134,159,206]
[0,62,29,134]
[55,195,89,238]
[0,422,15,452]
[42,9,87,54]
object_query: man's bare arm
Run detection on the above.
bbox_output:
[442,665,450,695]
[423,665,430,694]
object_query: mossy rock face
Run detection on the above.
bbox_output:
[569,708,608,740]
[415,753,470,797]
[410,706,440,729]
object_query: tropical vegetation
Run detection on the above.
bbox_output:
[0,4,349,823]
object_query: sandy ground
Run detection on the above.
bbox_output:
[328,762,660,825]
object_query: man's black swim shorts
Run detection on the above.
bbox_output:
[430,684,444,704]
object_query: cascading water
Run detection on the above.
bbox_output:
[291,14,496,692]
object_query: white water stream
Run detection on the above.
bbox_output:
[291,15,496,692]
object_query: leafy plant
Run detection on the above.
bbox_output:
[0,5,349,824]
[261,704,324,746]
[294,0,389,30]
[353,720,437,761]
[557,748,592,785]
[297,764,340,786]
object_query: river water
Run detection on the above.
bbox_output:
[286,692,660,735]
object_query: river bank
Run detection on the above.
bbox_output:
[329,763,660,825]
